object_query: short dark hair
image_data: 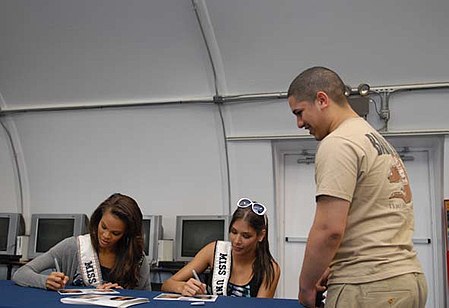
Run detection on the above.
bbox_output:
[287,66,347,106]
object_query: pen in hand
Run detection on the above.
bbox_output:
[192,269,207,294]
[192,269,201,282]
[54,257,61,273]
[54,257,66,289]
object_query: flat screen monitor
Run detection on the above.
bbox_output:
[0,213,25,256]
[142,215,163,264]
[175,215,230,262]
[28,214,89,259]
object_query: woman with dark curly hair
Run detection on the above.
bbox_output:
[13,193,150,290]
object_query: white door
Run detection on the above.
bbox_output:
[277,144,439,307]
[281,152,316,299]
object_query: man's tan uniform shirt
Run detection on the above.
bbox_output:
[315,117,423,284]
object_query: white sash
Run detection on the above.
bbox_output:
[76,234,102,287]
[211,241,232,296]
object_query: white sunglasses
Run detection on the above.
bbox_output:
[237,198,267,216]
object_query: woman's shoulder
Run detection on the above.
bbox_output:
[273,259,280,269]
[205,240,230,255]
[200,241,217,256]
[194,241,217,266]
[61,235,79,245]
[49,235,79,252]
[270,259,281,281]
[138,255,149,268]
[269,258,280,270]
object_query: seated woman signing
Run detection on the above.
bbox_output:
[13,193,150,290]
[162,198,281,297]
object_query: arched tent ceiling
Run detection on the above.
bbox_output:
[1,0,449,110]
[0,0,213,109]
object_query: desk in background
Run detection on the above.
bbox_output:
[0,256,28,280]
[150,262,185,291]
[0,280,304,307]
[150,262,211,291]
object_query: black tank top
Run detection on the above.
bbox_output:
[206,241,262,297]
[207,264,262,297]
[227,275,260,297]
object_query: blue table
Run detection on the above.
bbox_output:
[0,280,304,307]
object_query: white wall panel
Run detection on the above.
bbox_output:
[387,91,449,131]
[221,92,449,139]
[0,122,19,212]
[12,104,227,239]
[228,141,277,258]
[223,100,301,137]
[445,136,449,199]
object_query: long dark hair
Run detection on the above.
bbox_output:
[89,193,144,289]
[229,206,277,289]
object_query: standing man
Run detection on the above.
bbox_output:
[287,66,427,308]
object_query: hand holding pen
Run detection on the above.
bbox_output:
[192,269,201,282]
[192,269,208,295]
[182,269,207,296]
[45,257,69,291]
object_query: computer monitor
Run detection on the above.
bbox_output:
[28,214,89,259]
[0,213,25,256]
[175,215,230,262]
[142,215,163,264]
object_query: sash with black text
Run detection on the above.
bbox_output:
[76,234,102,286]
[211,241,232,296]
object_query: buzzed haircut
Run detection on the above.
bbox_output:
[287,66,347,106]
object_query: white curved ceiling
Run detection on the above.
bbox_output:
[0,0,213,109]
[1,0,448,110]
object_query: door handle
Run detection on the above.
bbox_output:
[412,238,431,244]
[285,237,307,243]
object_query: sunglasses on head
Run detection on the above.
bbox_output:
[237,198,267,216]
